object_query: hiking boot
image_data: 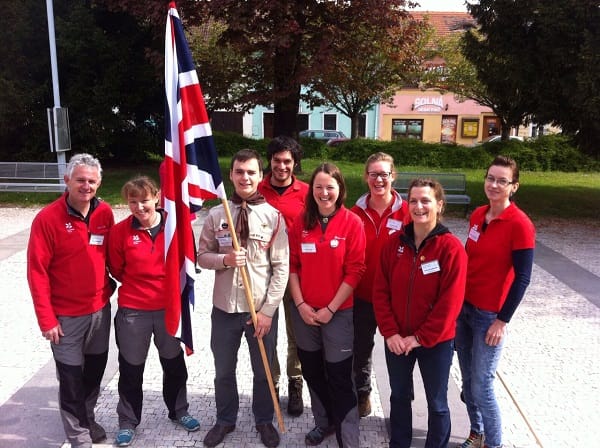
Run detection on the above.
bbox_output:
[357,391,372,417]
[115,428,135,447]
[287,377,304,417]
[203,423,235,447]
[256,423,280,447]
[457,430,484,448]
[172,414,200,432]
[305,425,335,446]
[89,421,106,443]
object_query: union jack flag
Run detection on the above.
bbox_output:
[164,1,226,354]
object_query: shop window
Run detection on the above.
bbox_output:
[461,118,479,138]
[484,117,501,137]
[392,119,423,140]
[323,114,337,130]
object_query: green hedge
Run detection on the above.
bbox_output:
[211,132,598,172]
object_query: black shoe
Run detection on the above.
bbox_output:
[89,421,106,443]
[305,425,335,446]
[256,423,280,447]
[203,423,235,447]
[357,391,372,417]
[287,377,304,417]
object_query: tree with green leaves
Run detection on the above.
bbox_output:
[0,0,165,162]
[188,0,422,135]
[460,0,540,140]
[465,0,600,153]
[97,1,429,139]
[0,1,53,160]
[309,4,427,138]
[187,19,247,114]
[520,0,600,155]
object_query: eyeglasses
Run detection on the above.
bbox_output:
[485,175,514,187]
[367,171,392,180]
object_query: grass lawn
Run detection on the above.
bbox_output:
[1,158,599,222]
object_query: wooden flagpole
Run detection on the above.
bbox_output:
[221,198,286,433]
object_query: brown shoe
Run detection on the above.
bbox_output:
[287,377,304,417]
[358,391,372,417]
[203,423,235,447]
[256,423,280,447]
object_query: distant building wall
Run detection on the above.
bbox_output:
[379,89,498,144]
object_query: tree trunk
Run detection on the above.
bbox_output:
[350,114,361,139]
[273,93,300,138]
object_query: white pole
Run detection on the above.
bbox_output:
[46,0,66,168]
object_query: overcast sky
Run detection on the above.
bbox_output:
[411,0,470,12]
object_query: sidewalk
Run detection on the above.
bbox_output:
[0,207,598,447]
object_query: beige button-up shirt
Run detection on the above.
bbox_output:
[197,200,289,317]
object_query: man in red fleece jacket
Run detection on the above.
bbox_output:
[27,153,114,448]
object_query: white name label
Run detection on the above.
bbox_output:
[301,242,317,253]
[386,218,403,231]
[421,260,440,275]
[89,234,104,246]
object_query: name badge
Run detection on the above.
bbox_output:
[386,218,403,231]
[468,227,480,242]
[89,234,104,246]
[421,260,440,275]
[301,242,317,253]
[217,236,233,247]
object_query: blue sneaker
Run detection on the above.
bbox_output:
[115,428,135,447]
[173,414,200,432]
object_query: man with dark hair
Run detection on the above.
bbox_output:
[27,153,114,448]
[198,149,289,447]
[258,136,309,417]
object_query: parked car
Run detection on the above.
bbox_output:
[326,137,351,147]
[299,129,347,140]
[470,135,524,147]
[483,135,524,143]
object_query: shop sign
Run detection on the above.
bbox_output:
[413,96,445,112]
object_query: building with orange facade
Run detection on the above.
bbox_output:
[378,11,505,144]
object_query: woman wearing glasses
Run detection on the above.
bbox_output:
[350,152,410,417]
[373,178,467,448]
[455,155,535,448]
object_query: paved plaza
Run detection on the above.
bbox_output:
[0,206,598,447]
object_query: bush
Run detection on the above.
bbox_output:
[298,138,328,159]
[202,132,599,172]
[329,139,494,169]
[213,132,268,156]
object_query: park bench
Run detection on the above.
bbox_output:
[393,172,471,216]
[0,161,66,193]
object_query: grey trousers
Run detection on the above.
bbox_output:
[292,306,360,448]
[210,306,278,426]
[114,307,189,429]
[52,302,111,448]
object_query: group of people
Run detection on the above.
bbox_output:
[27,140,534,448]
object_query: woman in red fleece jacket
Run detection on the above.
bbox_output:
[289,163,366,447]
[108,176,199,447]
[372,178,467,448]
